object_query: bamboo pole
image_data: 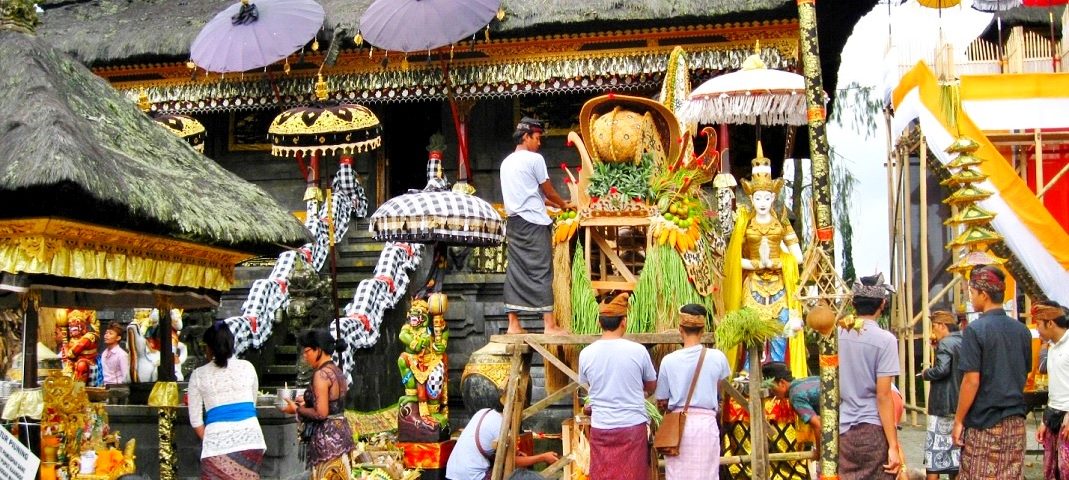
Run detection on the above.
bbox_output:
[748,348,769,480]
[491,350,524,480]
[1036,130,1044,196]
[919,132,932,416]
[817,333,839,480]
[796,0,835,246]
[908,277,962,328]
[904,136,916,426]
[720,450,818,465]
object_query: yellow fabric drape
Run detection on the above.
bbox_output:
[722,206,807,378]
[892,62,1069,270]
[148,381,180,408]
[0,241,233,291]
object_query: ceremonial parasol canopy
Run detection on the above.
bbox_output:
[190,0,325,73]
[359,0,502,52]
[679,51,808,126]
[140,90,207,152]
[268,76,383,159]
[369,191,504,247]
[154,114,207,153]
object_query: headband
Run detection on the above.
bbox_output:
[852,272,894,300]
[969,267,1005,294]
[1034,304,1066,323]
[678,308,706,328]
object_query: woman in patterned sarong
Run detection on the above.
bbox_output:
[188,323,267,479]
[282,329,356,479]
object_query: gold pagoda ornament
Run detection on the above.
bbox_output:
[943,136,1004,275]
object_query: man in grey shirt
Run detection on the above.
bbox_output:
[838,273,901,480]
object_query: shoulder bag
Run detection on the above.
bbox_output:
[653,347,707,457]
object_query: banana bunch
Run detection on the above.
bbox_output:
[553,210,581,244]
[652,196,702,252]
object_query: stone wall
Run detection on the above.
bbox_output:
[105,405,304,480]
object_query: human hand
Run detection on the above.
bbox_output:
[1038,422,1047,443]
[282,398,297,415]
[952,420,964,447]
[541,452,560,464]
[882,446,901,474]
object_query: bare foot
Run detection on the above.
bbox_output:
[506,328,528,334]
[543,327,569,336]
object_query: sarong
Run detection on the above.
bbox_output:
[311,452,352,480]
[201,449,264,480]
[1043,425,1069,480]
[960,415,1025,479]
[839,423,896,480]
[925,414,961,474]
[503,216,553,313]
[589,423,649,480]
[664,409,719,480]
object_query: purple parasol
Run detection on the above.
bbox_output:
[359,0,501,53]
[190,0,325,73]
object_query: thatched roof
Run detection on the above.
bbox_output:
[34,0,794,66]
[0,30,310,254]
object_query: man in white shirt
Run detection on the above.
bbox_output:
[578,292,657,480]
[445,406,559,480]
[499,117,570,335]
[1035,301,1069,479]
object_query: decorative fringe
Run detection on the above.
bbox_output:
[678,94,807,127]
[939,81,961,135]
[545,243,574,394]
[271,138,383,158]
[970,0,1022,12]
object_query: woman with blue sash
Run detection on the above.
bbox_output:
[188,323,266,479]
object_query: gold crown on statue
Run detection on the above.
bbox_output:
[740,141,783,196]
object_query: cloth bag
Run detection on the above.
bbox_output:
[653,347,706,456]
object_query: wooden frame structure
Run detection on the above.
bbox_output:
[483,333,816,480]
[885,113,1069,420]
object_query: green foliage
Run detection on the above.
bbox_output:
[586,154,655,201]
[570,244,600,334]
[426,132,447,152]
[716,307,782,351]
[628,244,712,333]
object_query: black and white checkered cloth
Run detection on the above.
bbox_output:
[334,241,424,382]
[424,157,448,192]
[369,191,504,246]
[228,167,370,356]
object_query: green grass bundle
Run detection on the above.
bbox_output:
[716,306,782,351]
[571,243,600,334]
[629,244,713,333]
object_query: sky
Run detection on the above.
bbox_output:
[828,0,993,276]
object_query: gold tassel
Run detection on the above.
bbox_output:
[496,7,506,21]
[401,55,409,71]
[283,58,291,74]
[450,44,455,60]
[940,81,961,135]
[354,32,363,46]
[484,24,490,43]
[312,38,319,51]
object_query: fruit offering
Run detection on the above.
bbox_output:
[553,210,581,244]
[651,196,702,252]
